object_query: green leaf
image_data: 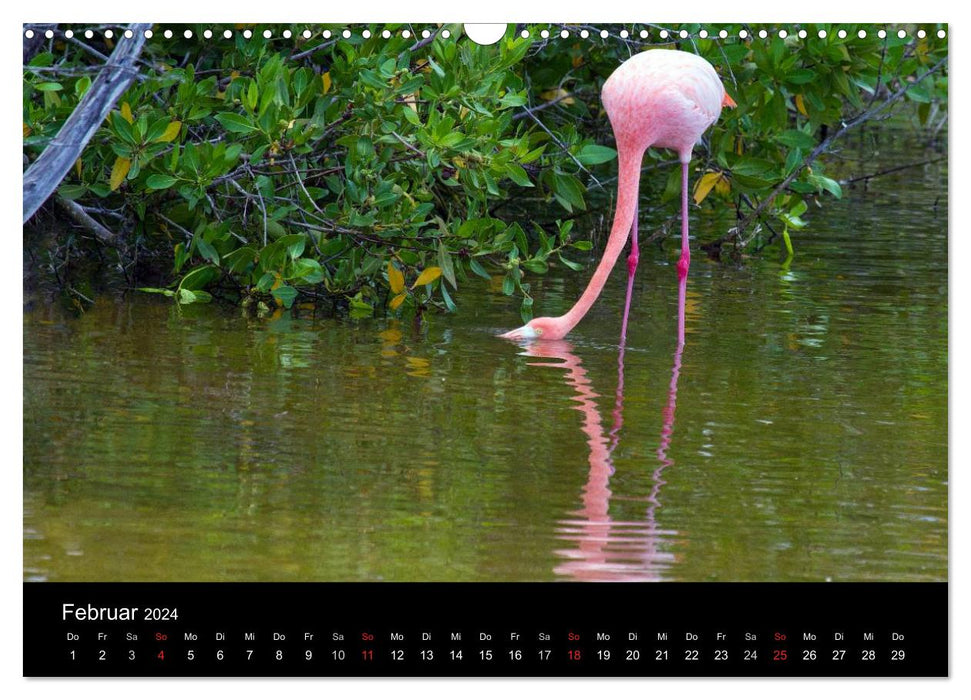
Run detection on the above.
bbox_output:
[146,174,179,190]
[137,287,175,297]
[575,144,617,165]
[359,70,387,90]
[111,112,136,144]
[906,83,931,103]
[222,246,257,274]
[469,258,491,280]
[349,294,374,319]
[34,82,63,92]
[293,258,324,284]
[785,69,816,85]
[776,129,816,150]
[505,163,533,187]
[256,272,276,292]
[272,285,298,308]
[246,80,259,112]
[274,233,305,258]
[438,242,457,289]
[179,265,218,291]
[551,171,585,212]
[74,76,91,97]
[784,148,804,176]
[558,253,584,272]
[195,237,220,264]
[502,273,515,296]
[811,174,843,199]
[440,282,456,312]
[402,107,421,126]
[57,184,87,200]
[214,112,258,133]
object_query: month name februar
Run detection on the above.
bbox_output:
[62,603,139,621]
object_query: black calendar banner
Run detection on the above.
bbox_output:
[24,582,947,676]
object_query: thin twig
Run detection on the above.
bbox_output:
[839,156,946,185]
[511,91,575,121]
[290,39,338,62]
[63,34,109,63]
[406,31,437,54]
[519,103,603,189]
[157,212,194,242]
[390,130,426,158]
[68,285,95,304]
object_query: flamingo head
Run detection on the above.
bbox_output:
[498,316,569,342]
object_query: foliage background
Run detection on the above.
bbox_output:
[23,23,948,319]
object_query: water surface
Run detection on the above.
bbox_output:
[24,130,947,582]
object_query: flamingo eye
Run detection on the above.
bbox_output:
[534,327,544,336]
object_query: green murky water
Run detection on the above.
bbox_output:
[24,130,947,582]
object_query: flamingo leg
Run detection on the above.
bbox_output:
[677,161,691,280]
[620,205,639,339]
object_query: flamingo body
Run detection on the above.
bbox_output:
[500,50,733,341]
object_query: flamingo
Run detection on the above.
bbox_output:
[500,49,734,341]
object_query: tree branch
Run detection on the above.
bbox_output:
[54,194,123,247]
[23,23,151,223]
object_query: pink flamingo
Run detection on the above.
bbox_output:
[500,49,734,341]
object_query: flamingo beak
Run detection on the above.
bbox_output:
[499,325,538,341]
[722,92,737,109]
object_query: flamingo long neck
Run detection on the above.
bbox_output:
[557,145,645,335]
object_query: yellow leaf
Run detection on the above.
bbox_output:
[693,172,724,205]
[271,272,282,291]
[23,122,31,137]
[389,292,407,310]
[322,72,332,94]
[120,102,133,124]
[109,157,131,191]
[156,121,182,143]
[402,92,418,112]
[538,88,574,105]
[75,158,82,178]
[230,70,240,81]
[388,262,405,294]
[412,267,442,288]
[795,94,808,117]
[714,174,731,197]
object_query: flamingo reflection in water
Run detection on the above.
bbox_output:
[518,276,689,581]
